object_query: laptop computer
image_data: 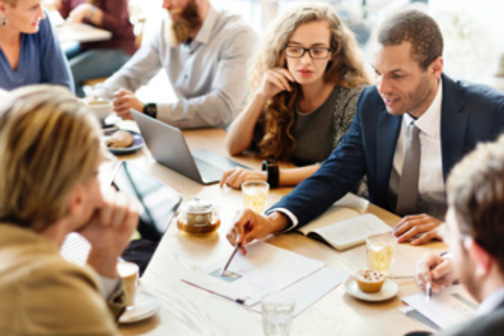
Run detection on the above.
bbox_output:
[61,161,182,275]
[131,110,248,185]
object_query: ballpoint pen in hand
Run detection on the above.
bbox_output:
[221,244,241,276]
[425,279,432,303]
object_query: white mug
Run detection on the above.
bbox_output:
[117,261,139,307]
[85,99,112,121]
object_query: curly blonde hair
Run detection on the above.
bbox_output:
[251,3,371,160]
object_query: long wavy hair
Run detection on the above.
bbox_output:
[251,3,371,160]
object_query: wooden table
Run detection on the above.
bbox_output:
[56,23,112,43]
[116,127,446,336]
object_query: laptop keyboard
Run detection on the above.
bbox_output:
[194,157,224,182]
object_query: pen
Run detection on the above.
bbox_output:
[425,279,432,303]
[221,244,240,276]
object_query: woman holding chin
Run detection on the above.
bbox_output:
[0,0,73,91]
[221,3,371,189]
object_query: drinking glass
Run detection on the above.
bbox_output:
[366,233,396,275]
[241,181,269,214]
[261,291,295,336]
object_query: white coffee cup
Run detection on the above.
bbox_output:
[85,99,112,121]
[117,261,139,307]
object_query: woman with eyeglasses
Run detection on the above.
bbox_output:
[0,0,73,91]
[220,2,371,189]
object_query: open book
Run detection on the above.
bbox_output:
[296,193,392,251]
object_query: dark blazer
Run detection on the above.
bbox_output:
[273,74,504,227]
[437,302,504,336]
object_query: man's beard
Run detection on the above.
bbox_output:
[164,0,202,46]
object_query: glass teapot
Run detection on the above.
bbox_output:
[176,198,220,234]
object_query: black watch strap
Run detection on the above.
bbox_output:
[261,160,279,188]
[143,103,157,119]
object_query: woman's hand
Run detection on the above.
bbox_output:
[220,168,267,189]
[68,3,94,24]
[259,68,295,99]
[79,189,140,279]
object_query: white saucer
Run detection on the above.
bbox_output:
[119,290,160,324]
[344,277,399,302]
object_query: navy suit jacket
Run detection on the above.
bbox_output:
[273,74,504,227]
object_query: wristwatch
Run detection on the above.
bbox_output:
[261,160,279,188]
[143,103,157,119]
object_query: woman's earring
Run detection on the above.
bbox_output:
[0,15,7,26]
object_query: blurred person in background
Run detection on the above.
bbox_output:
[91,0,258,129]
[56,0,137,98]
[0,0,73,91]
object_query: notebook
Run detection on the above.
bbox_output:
[61,161,182,274]
[131,110,248,184]
[295,193,392,251]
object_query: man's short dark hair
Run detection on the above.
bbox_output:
[378,9,443,70]
[447,136,504,273]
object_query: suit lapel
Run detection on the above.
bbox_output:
[376,105,402,200]
[440,74,467,181]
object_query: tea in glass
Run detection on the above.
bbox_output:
[366,233,396,274]
[242,181,269,214]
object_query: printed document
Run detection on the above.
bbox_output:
[182,241,328,307]
[402,285,477,329]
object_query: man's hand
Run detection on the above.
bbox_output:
[393,214,442,245]
[220,168,267,189]
[112,89,145,120]
[79,190,140,278]
[226,210,289,255]
[415,252,456,294]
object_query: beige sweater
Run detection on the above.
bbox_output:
[0,224,124,335]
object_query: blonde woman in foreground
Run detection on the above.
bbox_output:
[0,85,139,335]
[221,2,370,189]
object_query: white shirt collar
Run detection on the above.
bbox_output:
[403,78,443,138]
[477,286,504,316]
[194,5,217,45]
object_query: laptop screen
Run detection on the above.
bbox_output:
[112,161,181,242]
[61,162,182,275]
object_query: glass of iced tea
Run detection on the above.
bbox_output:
[366,233,396,275]
[242,181,269,214]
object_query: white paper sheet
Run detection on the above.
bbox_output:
[249,267,350,316]
[402,285,478,329]
[333,192,369,213]
[182,241,326,306]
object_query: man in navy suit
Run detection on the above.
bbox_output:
[414,137,504,336]
[227,9,504,252]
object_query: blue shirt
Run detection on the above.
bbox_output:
[0,15,73,92]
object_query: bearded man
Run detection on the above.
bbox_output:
[91,0,258,129]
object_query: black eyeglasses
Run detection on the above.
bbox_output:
[284,46,333,59]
